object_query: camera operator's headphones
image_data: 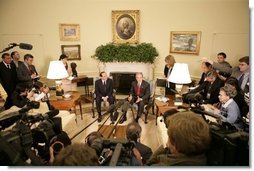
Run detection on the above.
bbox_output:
[126,122,142,143]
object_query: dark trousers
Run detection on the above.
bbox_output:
[4,95,13,110]
[130,96,147,118]
[96,95,114,115]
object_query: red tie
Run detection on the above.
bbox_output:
[137,83,140,96]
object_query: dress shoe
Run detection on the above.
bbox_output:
[98,115,102,122]
[119,117,127,124]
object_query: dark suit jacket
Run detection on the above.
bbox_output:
[188,77,224,104]
[135,142,153,164]
[17,62,38,87]
[130,80,150,102]
[95,78,114,99]
[10,90,29,108]
[0,61,17,95]
[164,65,176,93]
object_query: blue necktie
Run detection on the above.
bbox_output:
[238,74,245,88]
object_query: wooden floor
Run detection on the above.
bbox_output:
[70,99,164,153]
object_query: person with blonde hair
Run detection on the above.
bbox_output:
[164,55,176,95]
[146,111,210,166]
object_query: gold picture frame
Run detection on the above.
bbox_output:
[59,24,80,41]
[112,10,140,44]
[170,31,201,55]
[61,44,81,60]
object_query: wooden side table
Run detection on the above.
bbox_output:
[50,91,83,120]
[154,95,189,125]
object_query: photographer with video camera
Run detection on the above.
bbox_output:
[10,84,34,108]
[126,122,152,165]
[85,130,141,166]
[146,111,211,166]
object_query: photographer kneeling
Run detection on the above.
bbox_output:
[146,111,211,166]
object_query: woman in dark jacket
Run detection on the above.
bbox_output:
[164,55,176,95]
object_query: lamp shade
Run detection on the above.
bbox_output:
[168,63,191,84]
[47,61,68,79]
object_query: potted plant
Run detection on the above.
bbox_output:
[92,42,158,63]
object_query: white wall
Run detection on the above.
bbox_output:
[0,0,249,79]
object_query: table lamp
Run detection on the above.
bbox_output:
[168,63,191,105]
[47,61,68,96]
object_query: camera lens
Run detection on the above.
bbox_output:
[52,141,64,154]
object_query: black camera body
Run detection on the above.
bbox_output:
[89,137,136,166]
[0,106,62,165]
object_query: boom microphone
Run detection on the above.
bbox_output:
[19,43,33,50]
[121,101,130,113]
[103,104,116,115]
[115,100,125,110]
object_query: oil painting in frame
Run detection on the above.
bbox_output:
[170,31,201,55]
[112,10,140,44]
[59,24,80,41]
[61,44,81,60]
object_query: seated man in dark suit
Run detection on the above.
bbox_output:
[17,54,38,89]
[121,72,150,123]
[95,71,114,122]
[126,122,152,165]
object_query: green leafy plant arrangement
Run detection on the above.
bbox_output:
[92,43,158,63]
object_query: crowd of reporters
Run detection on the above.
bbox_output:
[0,52,250,166]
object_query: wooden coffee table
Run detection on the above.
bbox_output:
[50,91,83,120]
[155,95,188,125]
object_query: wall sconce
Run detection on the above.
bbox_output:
[47,61,68,96]
[168,63,191,105]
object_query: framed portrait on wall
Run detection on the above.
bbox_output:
[112,10,140,44]
[61,44,81,60]
[170,31,201,55]
[59,24,80,41]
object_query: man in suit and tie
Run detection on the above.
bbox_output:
[11,51,23,68]
[95,71,114,122]
[121,72,150,123]
[17,54,38,88]
[202,56,249,93]
[0,53,17,109]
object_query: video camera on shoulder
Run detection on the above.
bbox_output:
[86,132,136,166]
[0,101,63,165]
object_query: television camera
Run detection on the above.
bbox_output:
[87,134,138,166]
[0,101,62,166]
